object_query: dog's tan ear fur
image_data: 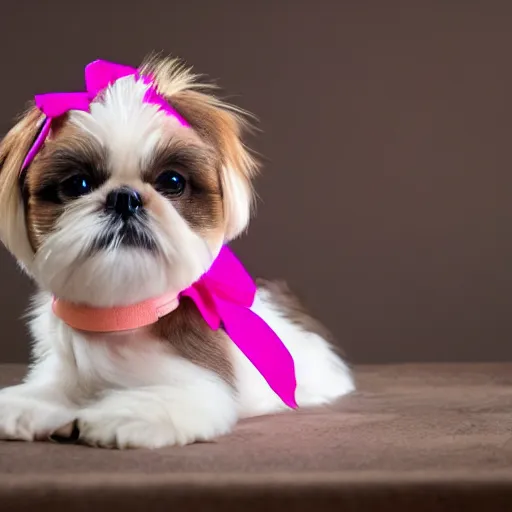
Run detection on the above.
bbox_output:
[0,106,43,269]
[140,56,259,241]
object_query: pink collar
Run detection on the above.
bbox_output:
[52,246,298,409]
[52,293,180,334]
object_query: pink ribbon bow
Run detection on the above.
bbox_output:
[182,246,297,409]
[23,60,298,409]
[22,59,189,172]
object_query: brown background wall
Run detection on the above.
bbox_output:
[0,1,507,364]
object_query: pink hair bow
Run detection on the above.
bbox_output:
[22,59,189,172]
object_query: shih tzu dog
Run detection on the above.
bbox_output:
[0,56,354,449]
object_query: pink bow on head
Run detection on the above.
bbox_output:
[182,246,298,409]
[22,59,189,172]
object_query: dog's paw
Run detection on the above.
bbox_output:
[75,412,185,449]
[0,394,75,442]
[74,391,237,449]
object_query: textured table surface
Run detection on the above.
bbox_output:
[2,363,512,511]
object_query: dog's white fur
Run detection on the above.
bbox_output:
[0,72,354,448]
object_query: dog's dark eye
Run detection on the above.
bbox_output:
[61,175,93,198]
[155,171,186,196]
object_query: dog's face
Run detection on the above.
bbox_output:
[0,58,257,307]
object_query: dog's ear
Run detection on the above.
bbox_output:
[0,106,44,268]
[141,57,259,241]
[170,90,259,241]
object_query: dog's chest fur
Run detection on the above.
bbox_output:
[29,292,233,404]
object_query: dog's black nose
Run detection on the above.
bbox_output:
[106,187,143,219]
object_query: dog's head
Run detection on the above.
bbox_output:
[0,57,258,307]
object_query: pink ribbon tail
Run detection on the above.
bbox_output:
[215,297,297,409]
[213,296,298,409]
[181,246,298,408]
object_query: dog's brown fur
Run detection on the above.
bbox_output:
[153,299,234,385]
